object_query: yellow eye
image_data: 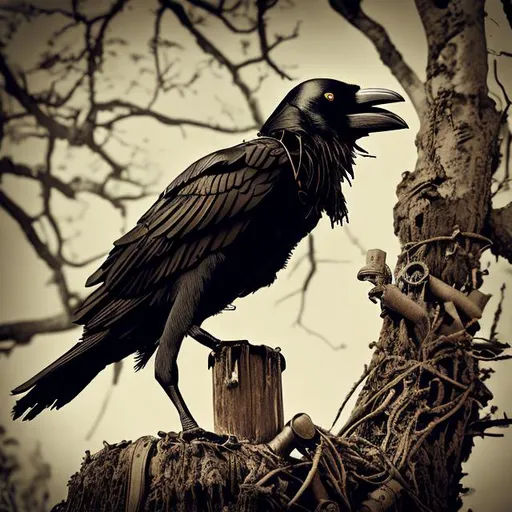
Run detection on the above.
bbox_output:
[324,92,335,102]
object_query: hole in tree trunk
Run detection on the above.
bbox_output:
[415,213,424,229]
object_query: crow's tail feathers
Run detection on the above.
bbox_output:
[11,331,109,421]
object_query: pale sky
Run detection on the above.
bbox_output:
[0,0,511,509]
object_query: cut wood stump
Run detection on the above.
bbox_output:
[210,341,286,443]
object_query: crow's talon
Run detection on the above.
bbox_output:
[222,339,249,346]
[214,339,249,354]
[208,340,249,368]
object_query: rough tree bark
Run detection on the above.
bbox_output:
[52,1,512,511]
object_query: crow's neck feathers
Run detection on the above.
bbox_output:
[261,129,355,226]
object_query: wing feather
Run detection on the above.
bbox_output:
[151,196,200,238]
[83,139,286,299]
[146,197,187,231]
[165,194,216,239]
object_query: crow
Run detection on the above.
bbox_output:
[11,78,407,435]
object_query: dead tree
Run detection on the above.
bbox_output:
[48,1,512,511]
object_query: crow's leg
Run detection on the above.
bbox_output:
[155,267,207,432]
[155,258,239,445]
[155,317,239,444]
[155,322,198,432]
[188,325,220,350]
[189,325,248,353]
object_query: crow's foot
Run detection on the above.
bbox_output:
[210,339,251,354]
[216,339,249,350]
[208,339,249,368]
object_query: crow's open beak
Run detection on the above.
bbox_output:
[347,88,408,134]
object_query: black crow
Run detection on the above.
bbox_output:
[11,78,407,434]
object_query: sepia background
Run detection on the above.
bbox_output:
[0,0,511,510]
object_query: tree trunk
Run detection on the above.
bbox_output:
[339,0,505,510]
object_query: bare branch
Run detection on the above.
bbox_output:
[0,54,71,139]
[160,0,294,125]
[149,5,168,107]
[0,3,86,23]
[0,188,75,309]
[187,0,257,33]
[330,363,370,431]
[161,0,264,124]
[0,54,126,175]
[493,59,512,115]
[0,312,76,353]
[329,0,426,115]
[468,414,512,437]
[255,0,297,80]
[95,99,256,133]
[0,157,75,199]
[0,157,152,223]
[344,226,366,256]
[490,283,506,342]
[277,235,346,350]
[0,188,62,275]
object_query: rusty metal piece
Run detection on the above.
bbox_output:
[315,498,340,511]
[311,472,339,511]
[266,422,295,457]
[468,289,492,311]
[291,412,317,441]
[372,284,429,341]
[439,301,465,335]
[266,413,316,457]
[268,415,337,510]
[311,472,329,501]
[358,479,403,512]
[398,260,429,287]
[357,249,392,286]
[428,275,485,320]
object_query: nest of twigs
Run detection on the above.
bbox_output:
[51,315,510,512]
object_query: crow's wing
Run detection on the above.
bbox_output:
[73,138,288,323]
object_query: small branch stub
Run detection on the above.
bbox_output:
[211,341,286,443]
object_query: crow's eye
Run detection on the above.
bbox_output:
[324,92,335,102]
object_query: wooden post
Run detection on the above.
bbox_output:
[210,341,285,443]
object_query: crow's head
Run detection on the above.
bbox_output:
[259,78,407,139]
